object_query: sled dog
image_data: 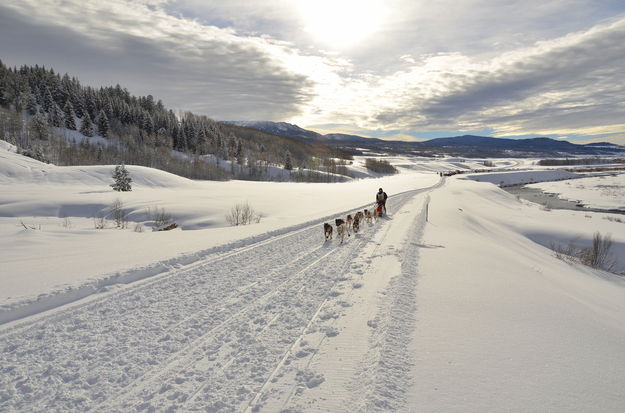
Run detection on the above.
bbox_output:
[324,223,333,241]
[372,207,380,222]
[346,214,354,234]
[335,218,348,243]
[364,209,373,225]
[352,214,360,233]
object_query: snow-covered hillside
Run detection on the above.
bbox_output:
[1,141,625,412]
[0,142,437,312]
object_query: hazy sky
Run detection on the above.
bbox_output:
[1,0,625,143]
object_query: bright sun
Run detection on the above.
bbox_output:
[298,0,386,48]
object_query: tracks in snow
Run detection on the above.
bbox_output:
[0,183,439,412]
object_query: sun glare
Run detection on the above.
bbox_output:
[298,0,386,48]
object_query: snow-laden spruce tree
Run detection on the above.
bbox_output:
[284,150,293,170]
[63,101,77,130]
[80,112,94,137]
[111,164,132,192]
[96,109,109,137]
[30,110,50,140]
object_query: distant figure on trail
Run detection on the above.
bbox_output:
[376,188,388,215]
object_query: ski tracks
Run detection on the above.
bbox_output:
[0,184,438,412]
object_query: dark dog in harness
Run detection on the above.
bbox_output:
[324,223,333,241]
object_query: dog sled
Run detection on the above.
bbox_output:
[375,202,385,217]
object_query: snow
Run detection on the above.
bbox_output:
[411,179,625,412]
[467,168,581,186]
[2,141,625,412]
[528,173,625,210]
[0,142,436,315]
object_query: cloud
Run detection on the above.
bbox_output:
[365,16,625,137]
[2,0,624,142]
[0,0,323,121]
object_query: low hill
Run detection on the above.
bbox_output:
[0,63,352,183]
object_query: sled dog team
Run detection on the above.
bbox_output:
[323,208,381,243]
[324,188,388,243]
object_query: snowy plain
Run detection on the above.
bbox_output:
[528,173,625,210]
[1,140,625,412]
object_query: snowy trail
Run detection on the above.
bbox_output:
[0,182,440,412]
[251,192,431,413]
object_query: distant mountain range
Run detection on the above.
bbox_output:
[224,121,624,157]
[224,121,384,144]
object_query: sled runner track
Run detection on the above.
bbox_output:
[105,225,373,412]
[252,201,402,412]
[245,190,430,412]
[98,242,345,411]
[279,193,427,412]
[267,192,434,412]
[0,181,439,412]
[147,189,426,412]
[0,180,438,332]
[0,215,329,332]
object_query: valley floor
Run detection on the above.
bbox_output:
[0,183,436,412]
[2,176,625,412]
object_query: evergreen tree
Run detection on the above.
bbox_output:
[42,87,54,113]
[48,102,64,127]
[119,102,131,123]
[30,110,50,140]
[218,138,229,160]
[111,164,132,191]
[0,83,7,107]
[80,112,94,137]
[103,99,114,119]
[73,96,85,118]
[284,150,293,170]
[63,100,77,130]
[26,93,38,115]
[236,140,244,165]
[84,90,96,119]
[142,111,154,134]
[96,109,109,137]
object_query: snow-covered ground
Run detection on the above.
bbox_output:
[2,141,625,412]
[0,140,439,316]
[467,168,582,186]
[412,179,625,412]
[528,173,625,210]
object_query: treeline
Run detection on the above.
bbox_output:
[365,158,398,174]
[0,60,352,181]
[538,157,625,166]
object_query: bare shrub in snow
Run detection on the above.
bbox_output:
[134,223,144,233]
[580,232,615,271]
[20,220,40,230]
[148,206,173,227]
[110,199,129,229]
[551,239,580,263]
[552,232,616,272]
[94,213,106,229]
[226,201,260,226]
[61,217,72,228]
